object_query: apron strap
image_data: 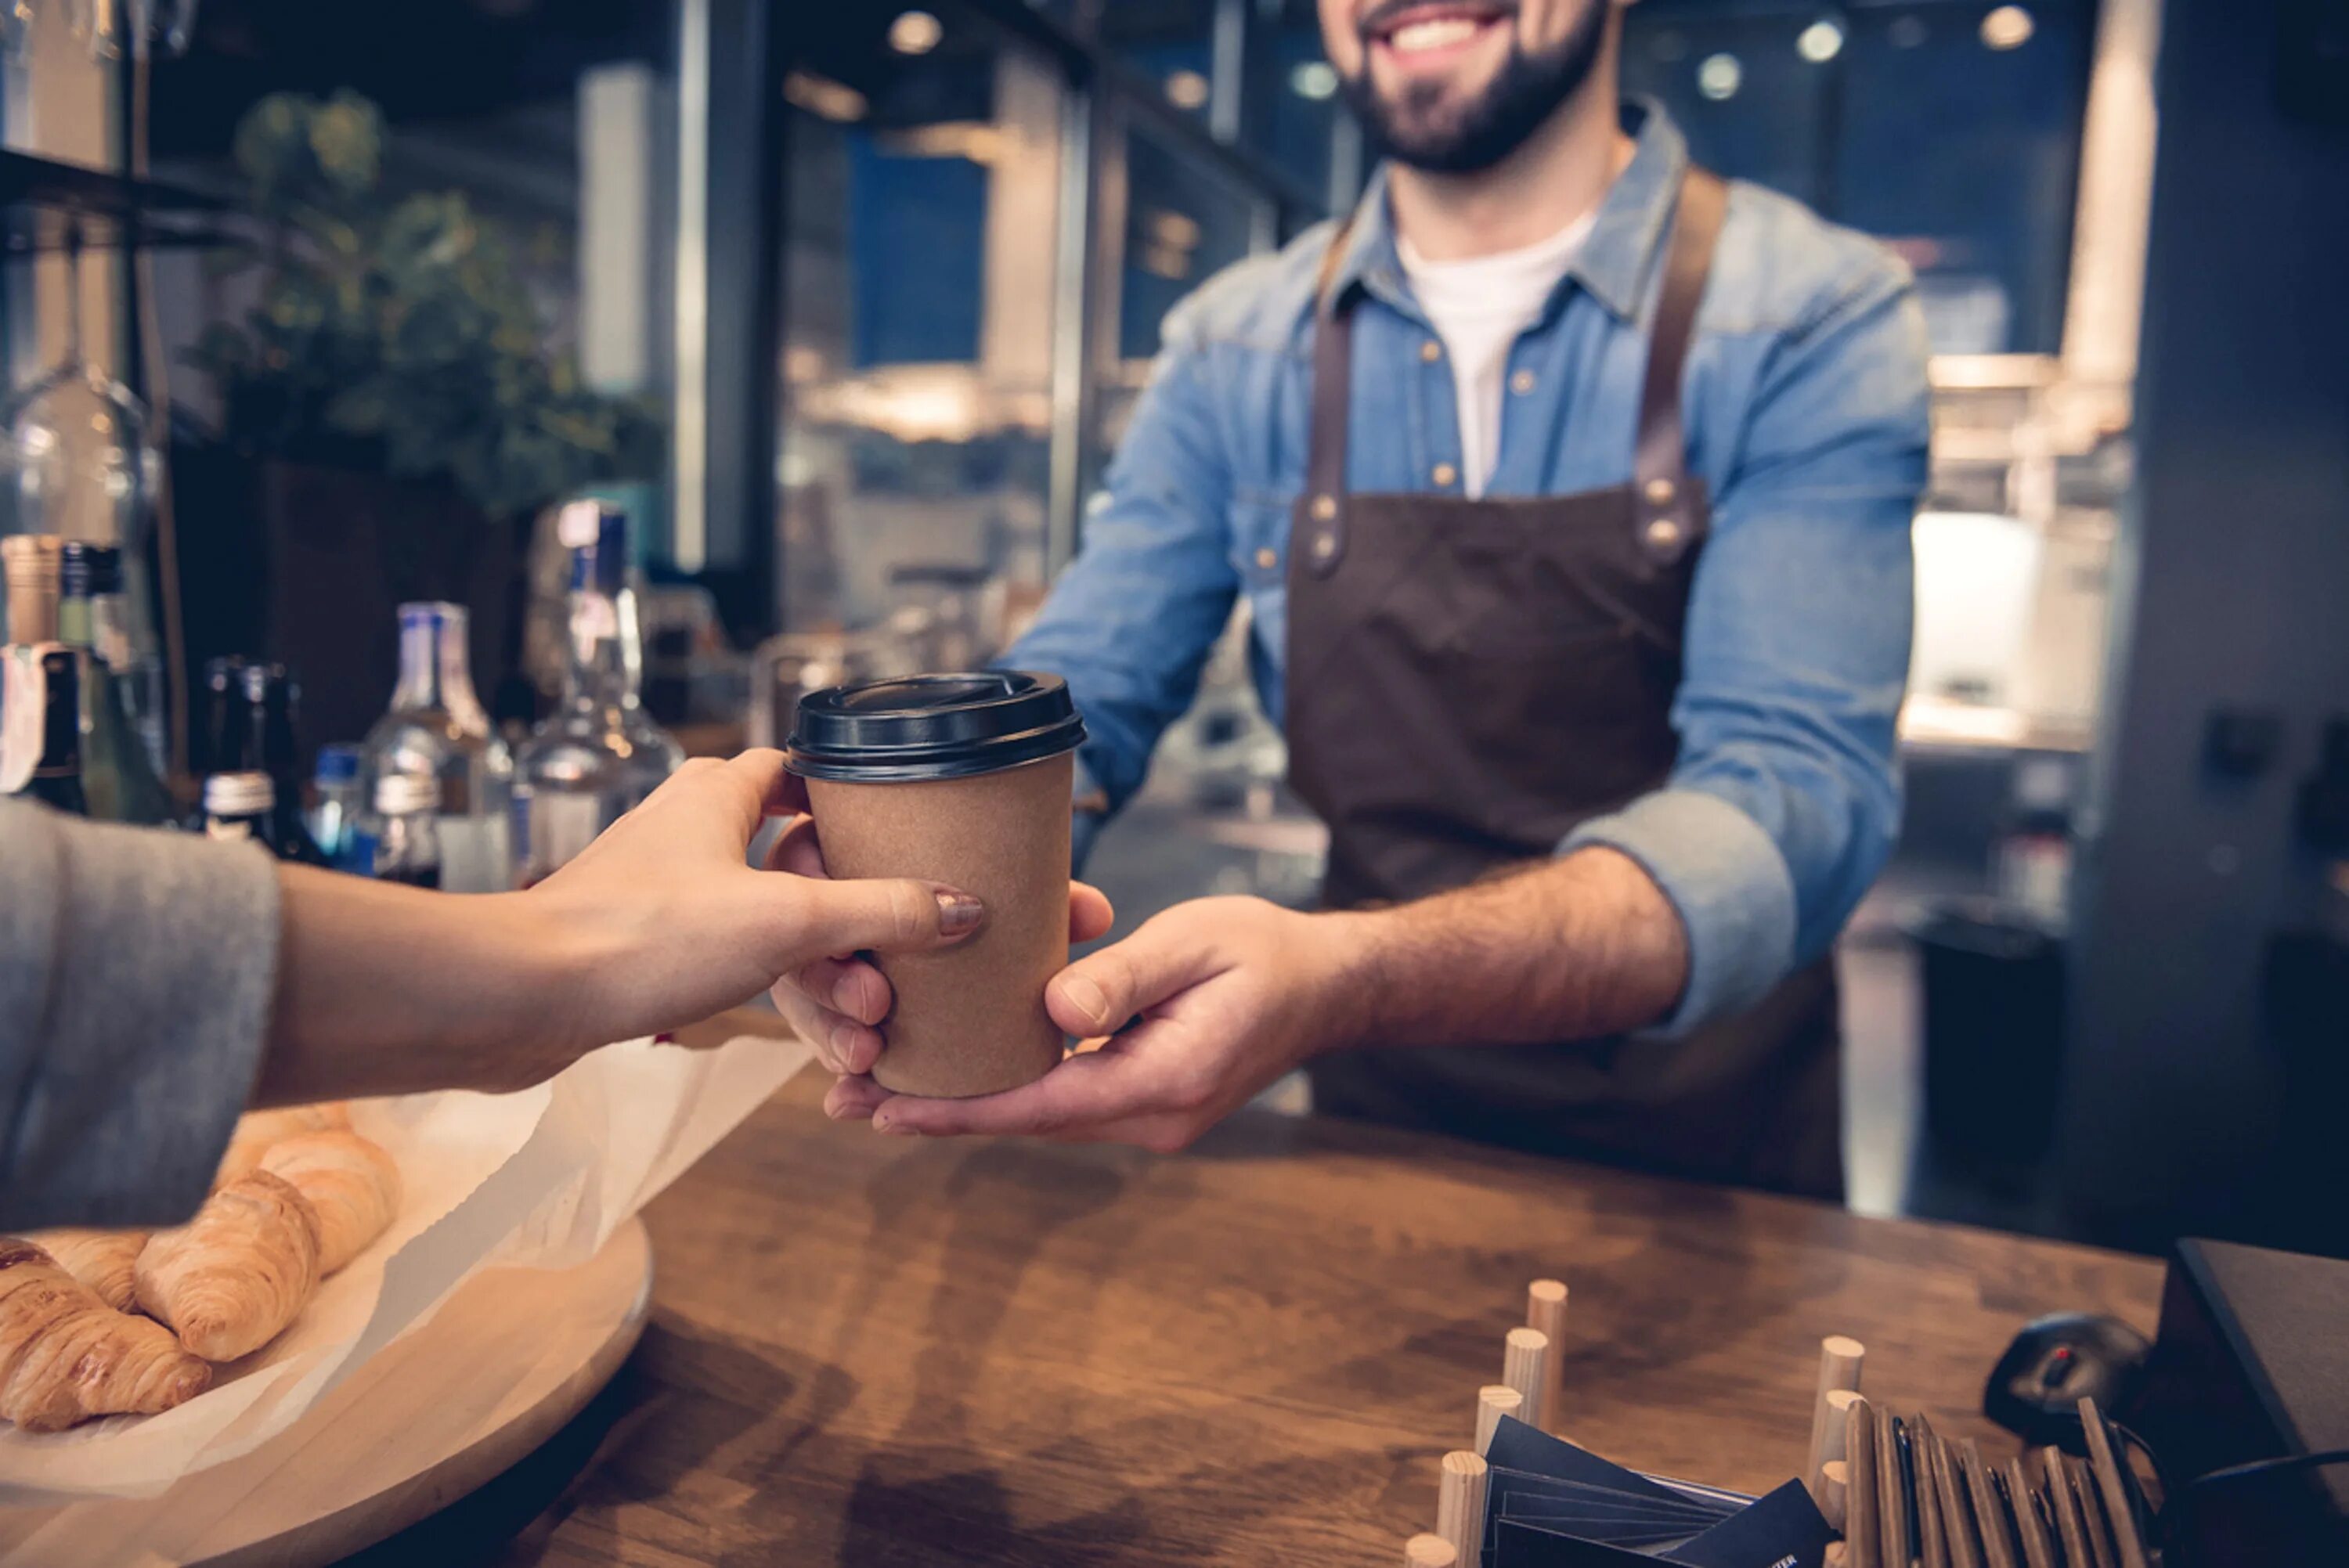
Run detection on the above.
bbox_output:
[1631,167,1729,566]
[1302,163,1730,579]
[1302,220,1359,578]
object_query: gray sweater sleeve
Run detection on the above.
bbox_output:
[0,801,282,1230]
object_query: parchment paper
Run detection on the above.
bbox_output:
[0,1029,812,1505]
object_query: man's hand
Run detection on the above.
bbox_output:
[819,847,1689,1154]
[824,897,1367,1152]
[766,814,1114,1075]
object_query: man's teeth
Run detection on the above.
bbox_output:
[1388,16,1485,53]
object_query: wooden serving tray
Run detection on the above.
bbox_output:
[0,1217,652,1566]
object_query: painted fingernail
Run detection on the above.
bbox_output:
[936,889,984,936]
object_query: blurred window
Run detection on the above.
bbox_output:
[1622,1,2094,355]
[778,6,1062,647]
[1099,0,1220,122]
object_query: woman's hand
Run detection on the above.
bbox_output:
[525,750,1003,1061]
[262,748,1029,1105]
[763,809,1114,1076]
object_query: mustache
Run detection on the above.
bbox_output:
[1354,0,1517,40]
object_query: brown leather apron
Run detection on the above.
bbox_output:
[1286,166,1845,1200]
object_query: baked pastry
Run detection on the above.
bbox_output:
[0,1240,211,1430]
[24,1229,145,1312]
[215,1102,352,1188]
[259,1131,402,1274]
[135,1171,322,1361]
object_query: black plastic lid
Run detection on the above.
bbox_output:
[787,671,1086,783]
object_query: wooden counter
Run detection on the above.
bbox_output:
[427,1025,2162,1567]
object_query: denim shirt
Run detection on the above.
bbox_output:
[1007,103,1929,1036]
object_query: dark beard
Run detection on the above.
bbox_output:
[1340,3,1610,175]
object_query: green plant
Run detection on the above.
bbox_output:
[189,90,664,518]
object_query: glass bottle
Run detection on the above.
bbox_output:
[511,501,682,886]
[239,662,327,865]
[359,602,514,892]
[309,743,366,871]
[6,647,89,815]
[365,770,444,889]
[2,535,60,646]
[200,770,279,849]
[195,656,247,780]
[56,542,171,824]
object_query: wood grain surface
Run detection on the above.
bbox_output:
[0,1220,651,1566]
[437,1015,2161,1567]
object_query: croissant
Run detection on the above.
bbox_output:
[24,1229,146,1312]
[135,1171,322,1362]
[258,1131,401,1275]
[0,1240,211,1430]
[215,1102,352,1188]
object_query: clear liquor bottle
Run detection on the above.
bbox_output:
[360,601,515,892]
[364,770,444,889]
[56,542,171,824]
[511,501,682,886]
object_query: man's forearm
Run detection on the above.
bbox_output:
[1326,847,1690,1051]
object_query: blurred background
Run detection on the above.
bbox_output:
[2,0,2344,1257]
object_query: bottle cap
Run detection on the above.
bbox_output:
[3,535,62,643]
[204,770,276,816]
[786,671,1087,784]
[58,542,121,598]
[560,501,630,596]
[313,743,362,784]
[397,600,467,629]
[239,660,289,704]
[373,770,442,816]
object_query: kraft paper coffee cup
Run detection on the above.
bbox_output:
[786,672,1087,1098]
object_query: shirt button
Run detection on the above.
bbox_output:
[1510,369,1536,395]
[1309,493,1338,521]
[1254,546,1277,570]
[1432,461,1458,488]
[1644,476,1677,506]
[1645,517,1683,552]
[1420,339,1442,362]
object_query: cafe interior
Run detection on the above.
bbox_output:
[1,0,2345,1562]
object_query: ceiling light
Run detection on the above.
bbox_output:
[887,9,943,55]
[1697,52,1742,101]
[1797,20,1845,63]
[1165,69,1211,110]
[1290,60,1339,100]
[1980,5,2034,49]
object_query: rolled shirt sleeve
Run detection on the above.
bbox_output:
[1572,247,1929,1036]
[1564,789,1799,1035]
[0,802,282,1229]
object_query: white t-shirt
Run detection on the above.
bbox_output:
[1396,211,1594,498]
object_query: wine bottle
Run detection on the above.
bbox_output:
[238,662,328,865]
[12,646,88,815]
[56,542,172,824]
